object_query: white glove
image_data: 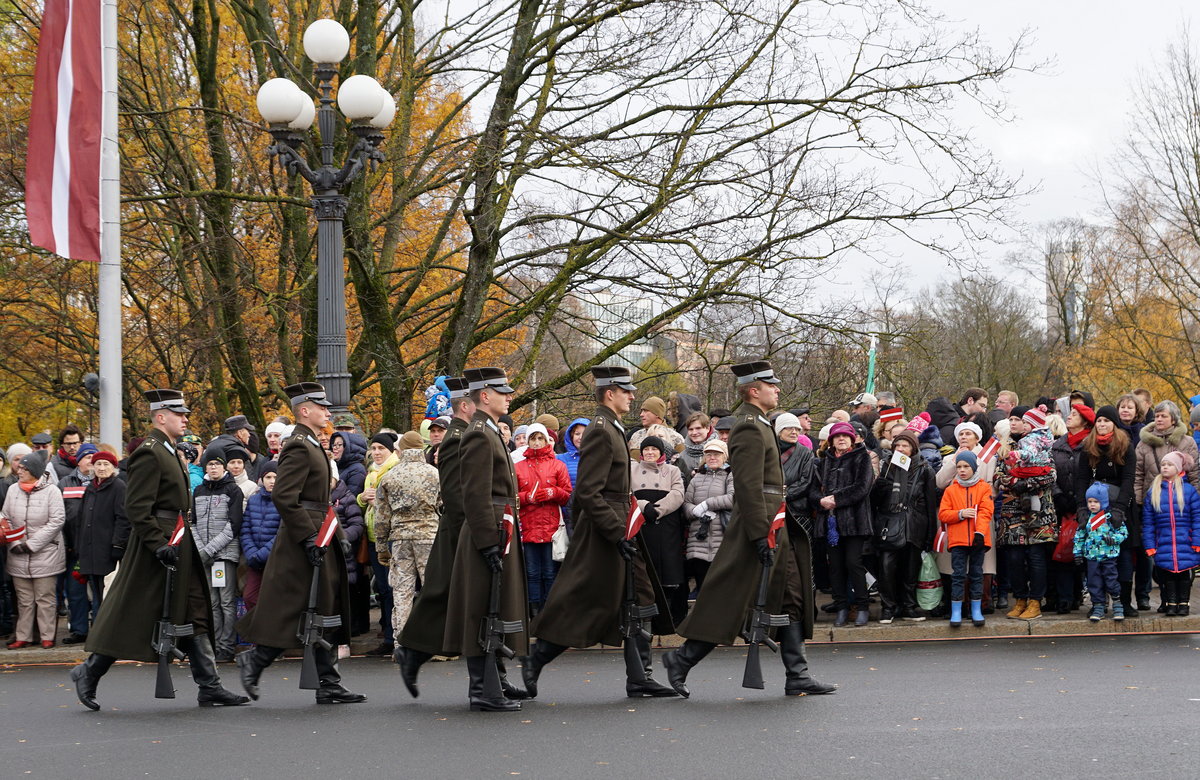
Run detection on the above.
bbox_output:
[691,501,708,518]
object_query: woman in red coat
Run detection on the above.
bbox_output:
[515,423,572,614]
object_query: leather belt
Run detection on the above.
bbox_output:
[301,500,330,512]
[154,510,183,521]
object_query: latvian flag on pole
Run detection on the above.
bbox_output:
[26,0,106,262]
[501,505,515,554]
[979,437,1001,464]
[167,513,186,547]
[625,495,645,541]
[316,506,339,548]
[767,502,787,549]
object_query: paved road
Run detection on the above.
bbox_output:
[3,636,1199,778]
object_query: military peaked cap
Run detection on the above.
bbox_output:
[731,360,781,385]
[590,365,636,391]
[463,367,514,394]
[284,381,332,407]
[445,376,470,400]
[144,388,191,414]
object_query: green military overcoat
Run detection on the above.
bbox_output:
[443,411,528,658]
[400,415,467,656]
[237,423,351,649]
[676,403,811,644]
[86,428,211,662]
[531,405,672,647]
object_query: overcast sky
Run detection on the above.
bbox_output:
[823,0,1197,300]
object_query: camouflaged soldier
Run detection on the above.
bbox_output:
[375,431,442,640]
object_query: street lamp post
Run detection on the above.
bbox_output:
[254,19,396,414]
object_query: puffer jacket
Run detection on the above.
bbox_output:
[329,477,365,584]
[1142,477,1200,573]
[516,444,572,542]
[240,488,281,570]
[1135,422,1200,504]
[3,477,66,579]
[556,418,589,487]
[1073,511,1127,562]
[683,464,733,562]
[809,443,875,538]
[191,473,243,564]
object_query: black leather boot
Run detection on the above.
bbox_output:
[1120,581,1138,618]
[314,643,367,704]
[69,653,115,711]
[467,655,521,712]
[188,634,251,707]
[394,646,432,698]
[520,639,567,699]
[780,622,836,696]
[660,639,715,699]
[235,645,282,701]
[625,634,679,698]
[496,654,529,699]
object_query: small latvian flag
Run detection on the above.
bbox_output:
[767,502,787,549]
[2,520,26,544]
[979,437,1000,463]
[502,505,515,554]
[315,506,339,548]
[167,513,187,546]
[626,495,645,541]
[61,486,86,500]
[1089,512,1107,532]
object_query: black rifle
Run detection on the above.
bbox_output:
[619,552,658,682]
[478,562,522,700]
[152,564,194,699]
[740,556,788,690]
[297,559,342,690]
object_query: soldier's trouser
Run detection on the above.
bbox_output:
[207,561,238,655]
[388,540,434,638]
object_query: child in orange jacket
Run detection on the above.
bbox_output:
[938,451,994,627]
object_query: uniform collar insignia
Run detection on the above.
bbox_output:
[485,418,499,433]
[757,415,770,426]
[306,435,320,447]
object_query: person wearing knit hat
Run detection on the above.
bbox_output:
[354,430,402,657]
[512,425,529,449]
[18,449,49,480]
[629,397,686,460]
[1075,482,1128,622]
[90,451,119,468]
[3,446,64,651]
[1142,448,1200,615]
[1022,407,1048,431]
[773,412,802,439]
[399,430,425,450]
[870,427,935,623]
[1073,402,1139,616]
[263,421,290,456]
[938,447,993,627]
[534,414,559,440]
[953,421,983,445]
[58,440,103,644]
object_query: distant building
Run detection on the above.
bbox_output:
[574,287,657,369]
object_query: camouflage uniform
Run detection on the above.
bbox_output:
[375,448,442,637]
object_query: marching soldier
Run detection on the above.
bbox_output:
[235,382,366,705]
[69,389,249,710]
[522,366,677,698]
[442,367,529,711]
[662,361,836,698]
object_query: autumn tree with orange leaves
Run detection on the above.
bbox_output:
[0,0,1025,443]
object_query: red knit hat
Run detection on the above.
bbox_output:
[1072,403,1095,427]
[1023,408,1048,429]
[92,451,119,467]
[905,411,931,434]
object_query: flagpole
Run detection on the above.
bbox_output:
[98,0,122,447]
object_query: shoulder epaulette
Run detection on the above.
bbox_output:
[141,438,156,449]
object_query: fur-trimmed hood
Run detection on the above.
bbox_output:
[1140,422,1189,448]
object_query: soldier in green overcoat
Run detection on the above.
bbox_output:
[521,365,677,698]
[442,367,529,711]
[69,389,249,710]
[235,382,366,705]
[663,361,836,698]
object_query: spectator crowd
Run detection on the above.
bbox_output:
[4,380,1199,652]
